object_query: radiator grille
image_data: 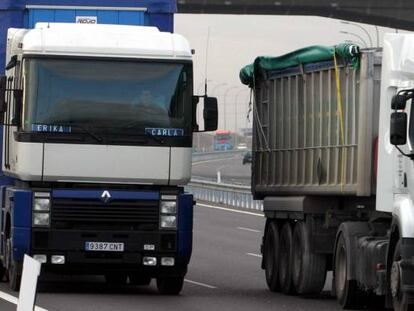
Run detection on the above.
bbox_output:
[51,198,159,230]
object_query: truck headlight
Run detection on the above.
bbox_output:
[160,215,177,229]
[33,192,51,227]
[34,198,50,211]
[161,201,177,214]
[33,213,50,226]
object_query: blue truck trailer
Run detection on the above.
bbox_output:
[0,0,218,294]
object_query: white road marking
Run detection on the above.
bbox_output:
[185,279,217,289]
[246,253,262,258]
[197,203,264,217]
[237,227,261,233]
[0,290,48,311]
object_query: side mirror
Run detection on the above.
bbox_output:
[11,89,22,126]
[0,76,6,113]
[390,112,407,145]
[192,96,199,131]
[391,94,409,110]
[203,97,218,132]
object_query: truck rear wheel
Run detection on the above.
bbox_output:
[334,233,365,309]
[391,240,414,311]
[292,221,327,295]
[278,222,295,294]
[264,222,280,292]
[157,276,184,295]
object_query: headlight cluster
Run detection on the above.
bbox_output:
[160,195,177,229]
[33,192,50,227]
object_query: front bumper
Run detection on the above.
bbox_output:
[31,229,188,276]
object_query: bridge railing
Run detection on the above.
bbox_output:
[186,179,263,211]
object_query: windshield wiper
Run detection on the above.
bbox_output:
[46,121,104,143]
[73,124,103,143]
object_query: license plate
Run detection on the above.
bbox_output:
[85,242,125,252]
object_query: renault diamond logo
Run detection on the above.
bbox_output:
[101,190,111,203]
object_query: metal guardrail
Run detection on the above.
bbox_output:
[186,179,263,211]
[192,150,245,163]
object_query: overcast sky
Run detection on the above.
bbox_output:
[174,14,407,131]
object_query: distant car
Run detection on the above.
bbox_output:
[237,143,247,150]
[242,151,252,165]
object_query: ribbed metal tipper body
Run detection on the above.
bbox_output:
[252,50,382,198]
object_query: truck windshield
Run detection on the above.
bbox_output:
[22,57,192,138]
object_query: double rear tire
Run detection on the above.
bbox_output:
[278,223,295,294]
[264,222,280,291]
[292,221,327,294]
[264,222,295,293]
[263,220,326,296]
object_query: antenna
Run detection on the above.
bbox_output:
[204,27,211,96]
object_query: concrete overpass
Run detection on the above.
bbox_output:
[177,0,414,31]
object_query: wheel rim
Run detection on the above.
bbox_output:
[336,245,347,295]
[391,260,401,298]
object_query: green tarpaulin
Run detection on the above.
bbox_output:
[240,43,360,87]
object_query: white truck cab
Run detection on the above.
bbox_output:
[4,23,195,185]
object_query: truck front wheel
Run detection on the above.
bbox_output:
[157,276,184,295]
[264,221,280,292]
[334,233,365,309]
[391,240,414,311]
[0,259,5,282]
[5,238,21,291]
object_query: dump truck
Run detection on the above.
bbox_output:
[0,0,218,295]
[241,35,414,310]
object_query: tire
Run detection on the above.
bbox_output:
[0,259,5,282]
[292,221,327,295]
[129,273,151,286]
[264,222,280,292]
[391,240,414,311]
[105,273,128,286]
[5,238,21,291]
[334,233,365,309]
[278,222,295,294]
[157,276,184,295]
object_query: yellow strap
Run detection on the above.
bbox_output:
[333,50,346,191]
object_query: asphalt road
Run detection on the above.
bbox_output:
[192,154,251,185]
[0,203,341,311]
